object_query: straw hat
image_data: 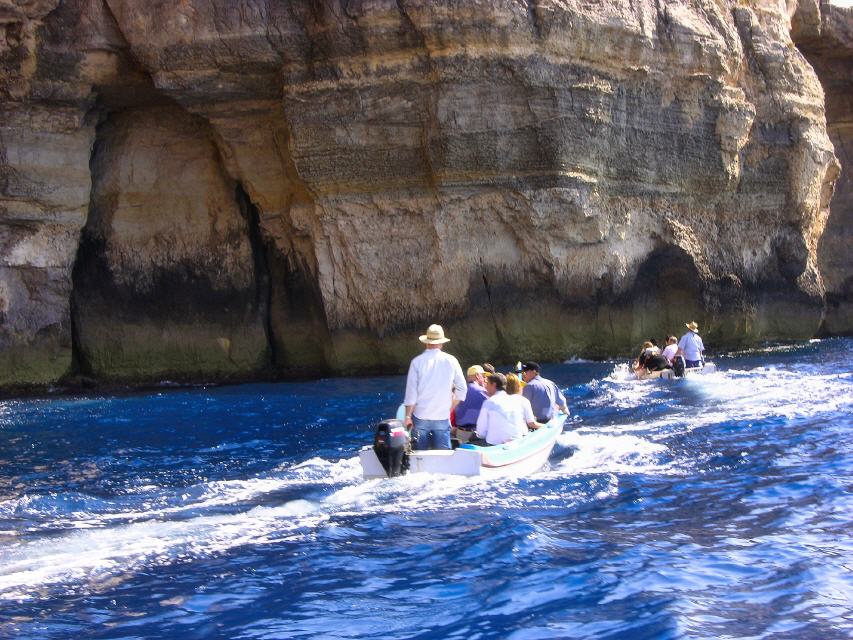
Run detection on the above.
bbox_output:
[419,324,451,344]
[685,321,699,333]
[467,364,484,376]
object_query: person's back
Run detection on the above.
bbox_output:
[645,353,671,372]
[508,392,540,430]
[636,341,658,369]
[520,362,568,422]
[662,336,678,363]
[406,348,464,416]
[403,324,467,450]
[454,365,489,442]
[677,322,705,367]
[476,390,527,445]
[505,373,522,395]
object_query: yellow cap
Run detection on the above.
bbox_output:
[467,365,485,376]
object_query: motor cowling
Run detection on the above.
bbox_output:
[373,419,410,477]
[673,355,686,378]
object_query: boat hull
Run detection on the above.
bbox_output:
[635,362,717,380]
[360,413,568,479]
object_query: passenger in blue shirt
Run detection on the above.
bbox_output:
[453,365,489,443]
[520,362,569,423]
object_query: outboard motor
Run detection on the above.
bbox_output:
[373,419,410,477]
[673,355,686,378]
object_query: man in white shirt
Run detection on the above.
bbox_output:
[475,373,543,446]
[677,321,705,367]
[403,324,467,450]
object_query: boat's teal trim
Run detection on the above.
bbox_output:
[459,412,568,467]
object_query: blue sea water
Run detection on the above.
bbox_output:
[0,339,851,639]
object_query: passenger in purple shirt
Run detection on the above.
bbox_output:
[453,365,489,442]
[520,361,569,422]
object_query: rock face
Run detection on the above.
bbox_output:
[794,0,853,336]
[72,105,269,380]
[0,0,849,388]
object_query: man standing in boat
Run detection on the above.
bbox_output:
[677,321,705,368]
[403,324,467,450]
[520,362,569,423]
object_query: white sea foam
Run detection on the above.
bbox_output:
[607,363,635,382]
[0,451,504,601]
[1,440,632,602]
[0,498,329,601]
[551,430,673,476]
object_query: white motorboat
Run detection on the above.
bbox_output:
[359,412,568,479]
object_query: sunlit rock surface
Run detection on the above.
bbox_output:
[794,0,853,336]
[0,0,848,387]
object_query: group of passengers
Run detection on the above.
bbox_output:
[403,324,569,451]
[633,320,706,375]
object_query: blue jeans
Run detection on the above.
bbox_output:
[412,415,451,450]
[685,359,702,368]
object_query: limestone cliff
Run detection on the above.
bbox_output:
[0,0,848,388]
[793,0,853,336]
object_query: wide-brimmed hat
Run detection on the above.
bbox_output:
[467,365,485,376]
[685,321,700,333]
[419,324,451,344]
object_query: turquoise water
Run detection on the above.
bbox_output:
[1,339,851,639]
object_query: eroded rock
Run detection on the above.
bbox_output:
[794,0,853,335]
[72,105,269,380]
[0,0,849,388]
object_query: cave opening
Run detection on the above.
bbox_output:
[69,102,275,381]
[629,245,704,340]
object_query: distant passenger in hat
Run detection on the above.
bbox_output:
[452,365,489,444]
[403,324,467,450]
[520,361,569,423]
[677,321,705,368]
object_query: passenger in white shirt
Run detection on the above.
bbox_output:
[403,324,467,450]
[475,373,544,446]
[662,336,678,363]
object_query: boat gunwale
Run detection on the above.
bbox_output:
[460,413,567,467]
[479,435,559,468]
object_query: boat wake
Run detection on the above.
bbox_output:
[0,421,677,603]
[550,430,673,476]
